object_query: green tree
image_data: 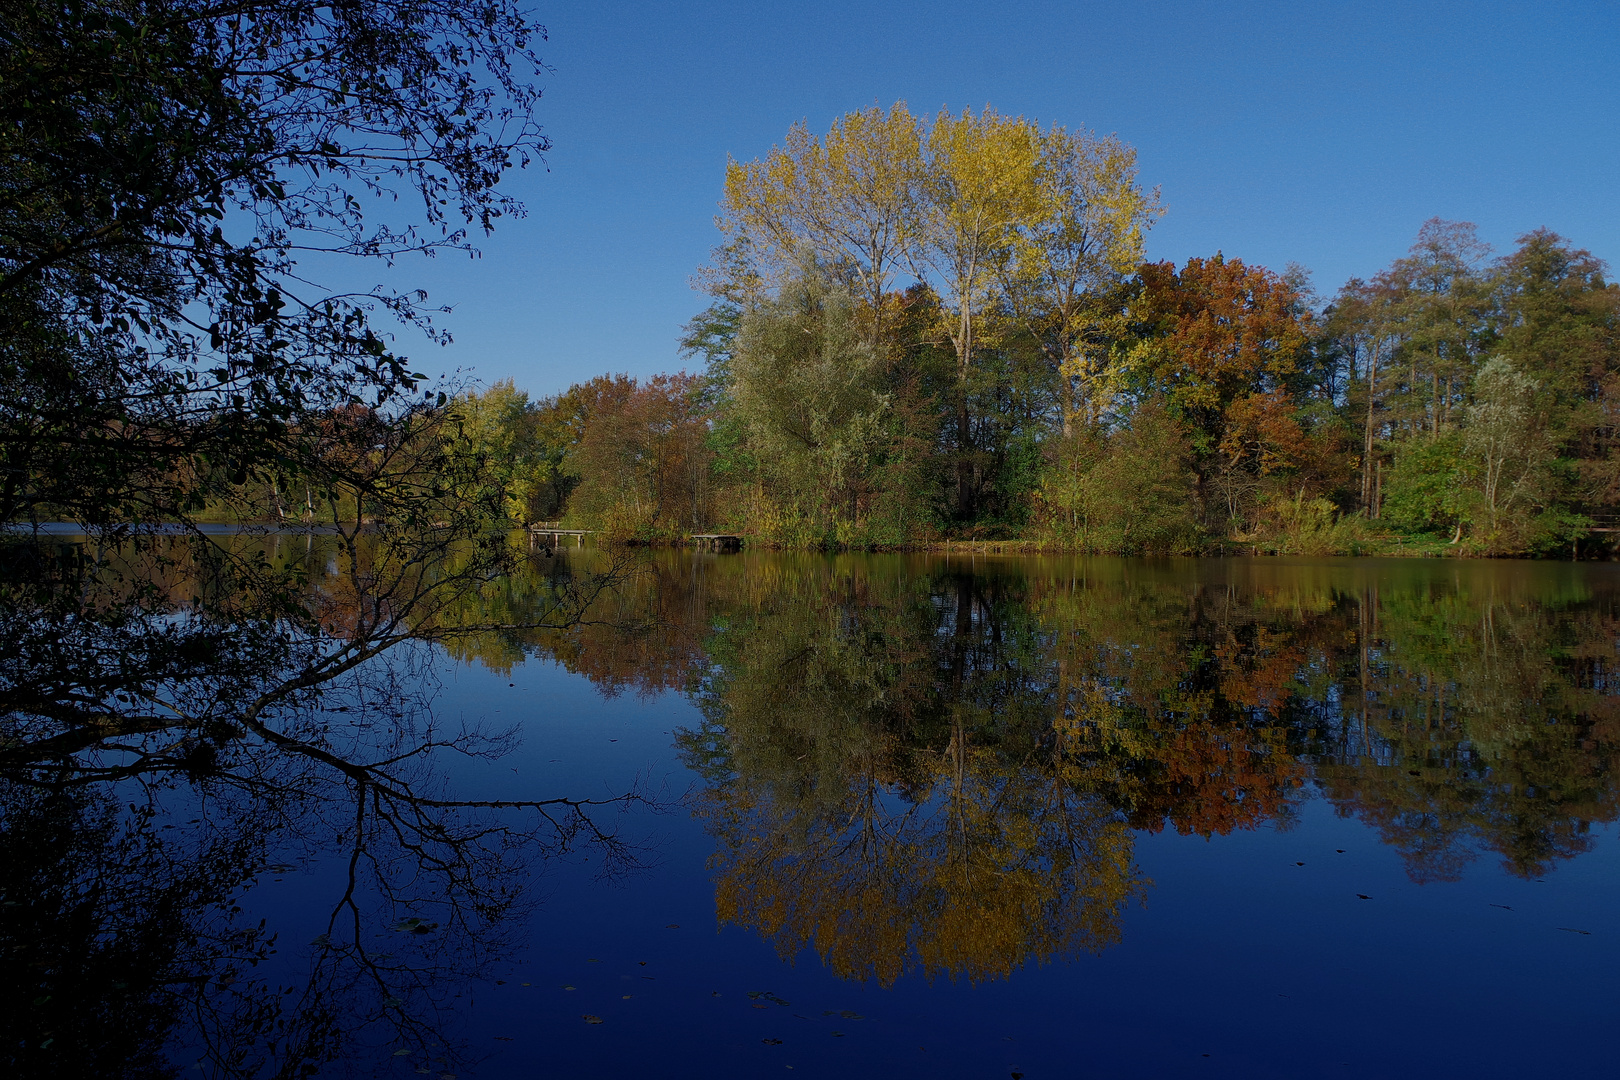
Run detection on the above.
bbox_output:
[730,260,893,538]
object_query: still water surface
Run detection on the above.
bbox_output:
[89,552,1620,1076]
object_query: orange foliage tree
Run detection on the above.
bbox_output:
[1132,255,1312,527]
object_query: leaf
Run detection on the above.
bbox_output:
[581,1015,603,1024]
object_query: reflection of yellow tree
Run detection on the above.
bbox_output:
[680,564,1145,986]
[698,742,1141,986]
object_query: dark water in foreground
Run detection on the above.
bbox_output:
[20,551,1620,1077]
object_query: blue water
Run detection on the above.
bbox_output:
[239,660,1617,1078]
[140,552,1620,1078]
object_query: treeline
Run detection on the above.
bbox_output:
[457,103,1619,555]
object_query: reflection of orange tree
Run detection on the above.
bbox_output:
[1031,569,1311,838]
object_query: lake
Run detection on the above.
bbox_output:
[9,548,1619,1078]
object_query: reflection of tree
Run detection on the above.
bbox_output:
[679,568,1144,986]
[0,783,259,1078]
[557,554,1620,983]
[0,676,648,1078]
[0,532,648,1076]
[1308,575,1620,880]
[694,756,1139,987]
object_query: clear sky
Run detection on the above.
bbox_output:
[386,0,1620,397]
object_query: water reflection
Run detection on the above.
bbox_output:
[0,529,644,1076]
[7,540,1620,1072]
[515,553,1620,982]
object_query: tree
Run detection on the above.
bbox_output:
[1131,255,1310,528]
[448,380,548,525]
[907,107,1043,518]
[566,374,714,539]
[1,0,549,530]
[721,103,923,333]
[1002,127,1161,434]
[1460,357,1553,548]
[1384,219,1495,439]
[729,259,891,534]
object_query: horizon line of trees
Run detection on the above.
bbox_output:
[456,104,1619,557]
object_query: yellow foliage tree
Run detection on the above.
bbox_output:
[1004,127,1163,434]
[908,107,1042,515]
[722,103,923,331]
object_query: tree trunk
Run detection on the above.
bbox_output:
[1363,337,1379,514]
[955,294,974,520]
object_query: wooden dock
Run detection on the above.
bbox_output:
[690,533,743,552]
[528,526,592,551]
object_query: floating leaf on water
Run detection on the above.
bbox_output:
[839,1011,862,1019]
[665,924,680,929]
[1558,927,1592,935]
[831,1031,845,1037]
[1356,894,1371,900]
[581,1015,603,1024]
[587,958,601,963]
[562,985,575,990]
[391,917,437,935]
[392,1049,412,1056]
[383,997,404,1008]
[748,991,791,1006]
[762,1038,783,1045]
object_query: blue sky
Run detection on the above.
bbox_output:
[383,0,1619,397]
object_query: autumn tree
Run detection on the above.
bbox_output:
[905,108,1043,518]
[721,103,923,332]
[565,374,714,539]
[1002,127,1161,435]
[1130,255,1311,529]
